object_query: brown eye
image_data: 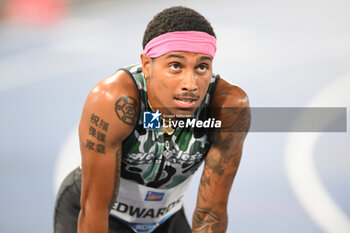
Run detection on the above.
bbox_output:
[170,63,181,71]
[197,64,208,72]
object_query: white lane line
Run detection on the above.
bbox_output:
[285,73,350,233]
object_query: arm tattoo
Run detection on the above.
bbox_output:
[193,207,227,233]
[193,107,250,231]
[211,106,251,158]
[223,107,251,134]
[115,96,138,125]
[86,113,110,154]
[211,106,251,134]
[90,113,109,131]
[109,149,122,209]
[203,107,251,177]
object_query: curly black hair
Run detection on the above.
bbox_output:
[142,6,216,49]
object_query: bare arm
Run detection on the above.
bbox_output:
[77,71,139,233]
[192,80,251,233]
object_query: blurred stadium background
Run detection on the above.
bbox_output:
[0,0,349,232]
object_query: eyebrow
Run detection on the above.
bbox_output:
[199,56,212,62]
[164,54,185,60]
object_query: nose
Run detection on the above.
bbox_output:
[181,71,198,92]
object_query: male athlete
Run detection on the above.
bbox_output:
[54,6,250,233]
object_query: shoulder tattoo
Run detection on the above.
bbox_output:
[115,96,138,125]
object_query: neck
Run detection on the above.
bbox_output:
[148,99,176,136]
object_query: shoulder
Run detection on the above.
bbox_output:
[86,69,139,107]
[212,77,249,109]
[210,77,250,134]
[79,69,140,144]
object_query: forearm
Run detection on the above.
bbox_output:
[77,209,109,233]
[192,207,228,233]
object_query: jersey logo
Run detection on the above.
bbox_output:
[145,191,164,201]
[143,111,161,129]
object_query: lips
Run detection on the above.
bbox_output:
[174,97,198,109]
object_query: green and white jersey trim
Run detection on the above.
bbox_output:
[119,64,220,189]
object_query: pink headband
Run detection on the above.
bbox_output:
[144,31,217,59]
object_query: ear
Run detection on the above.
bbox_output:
[140,53,152,80]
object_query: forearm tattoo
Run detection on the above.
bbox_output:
[115,96,138,125]
[193,107,251,232]
[109,148,122,209]
[193,207,227,233]
[85,113,110,154]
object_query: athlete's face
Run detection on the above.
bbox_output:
[141,51,213,116]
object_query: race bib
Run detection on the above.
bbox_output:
[109,177,192,233]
